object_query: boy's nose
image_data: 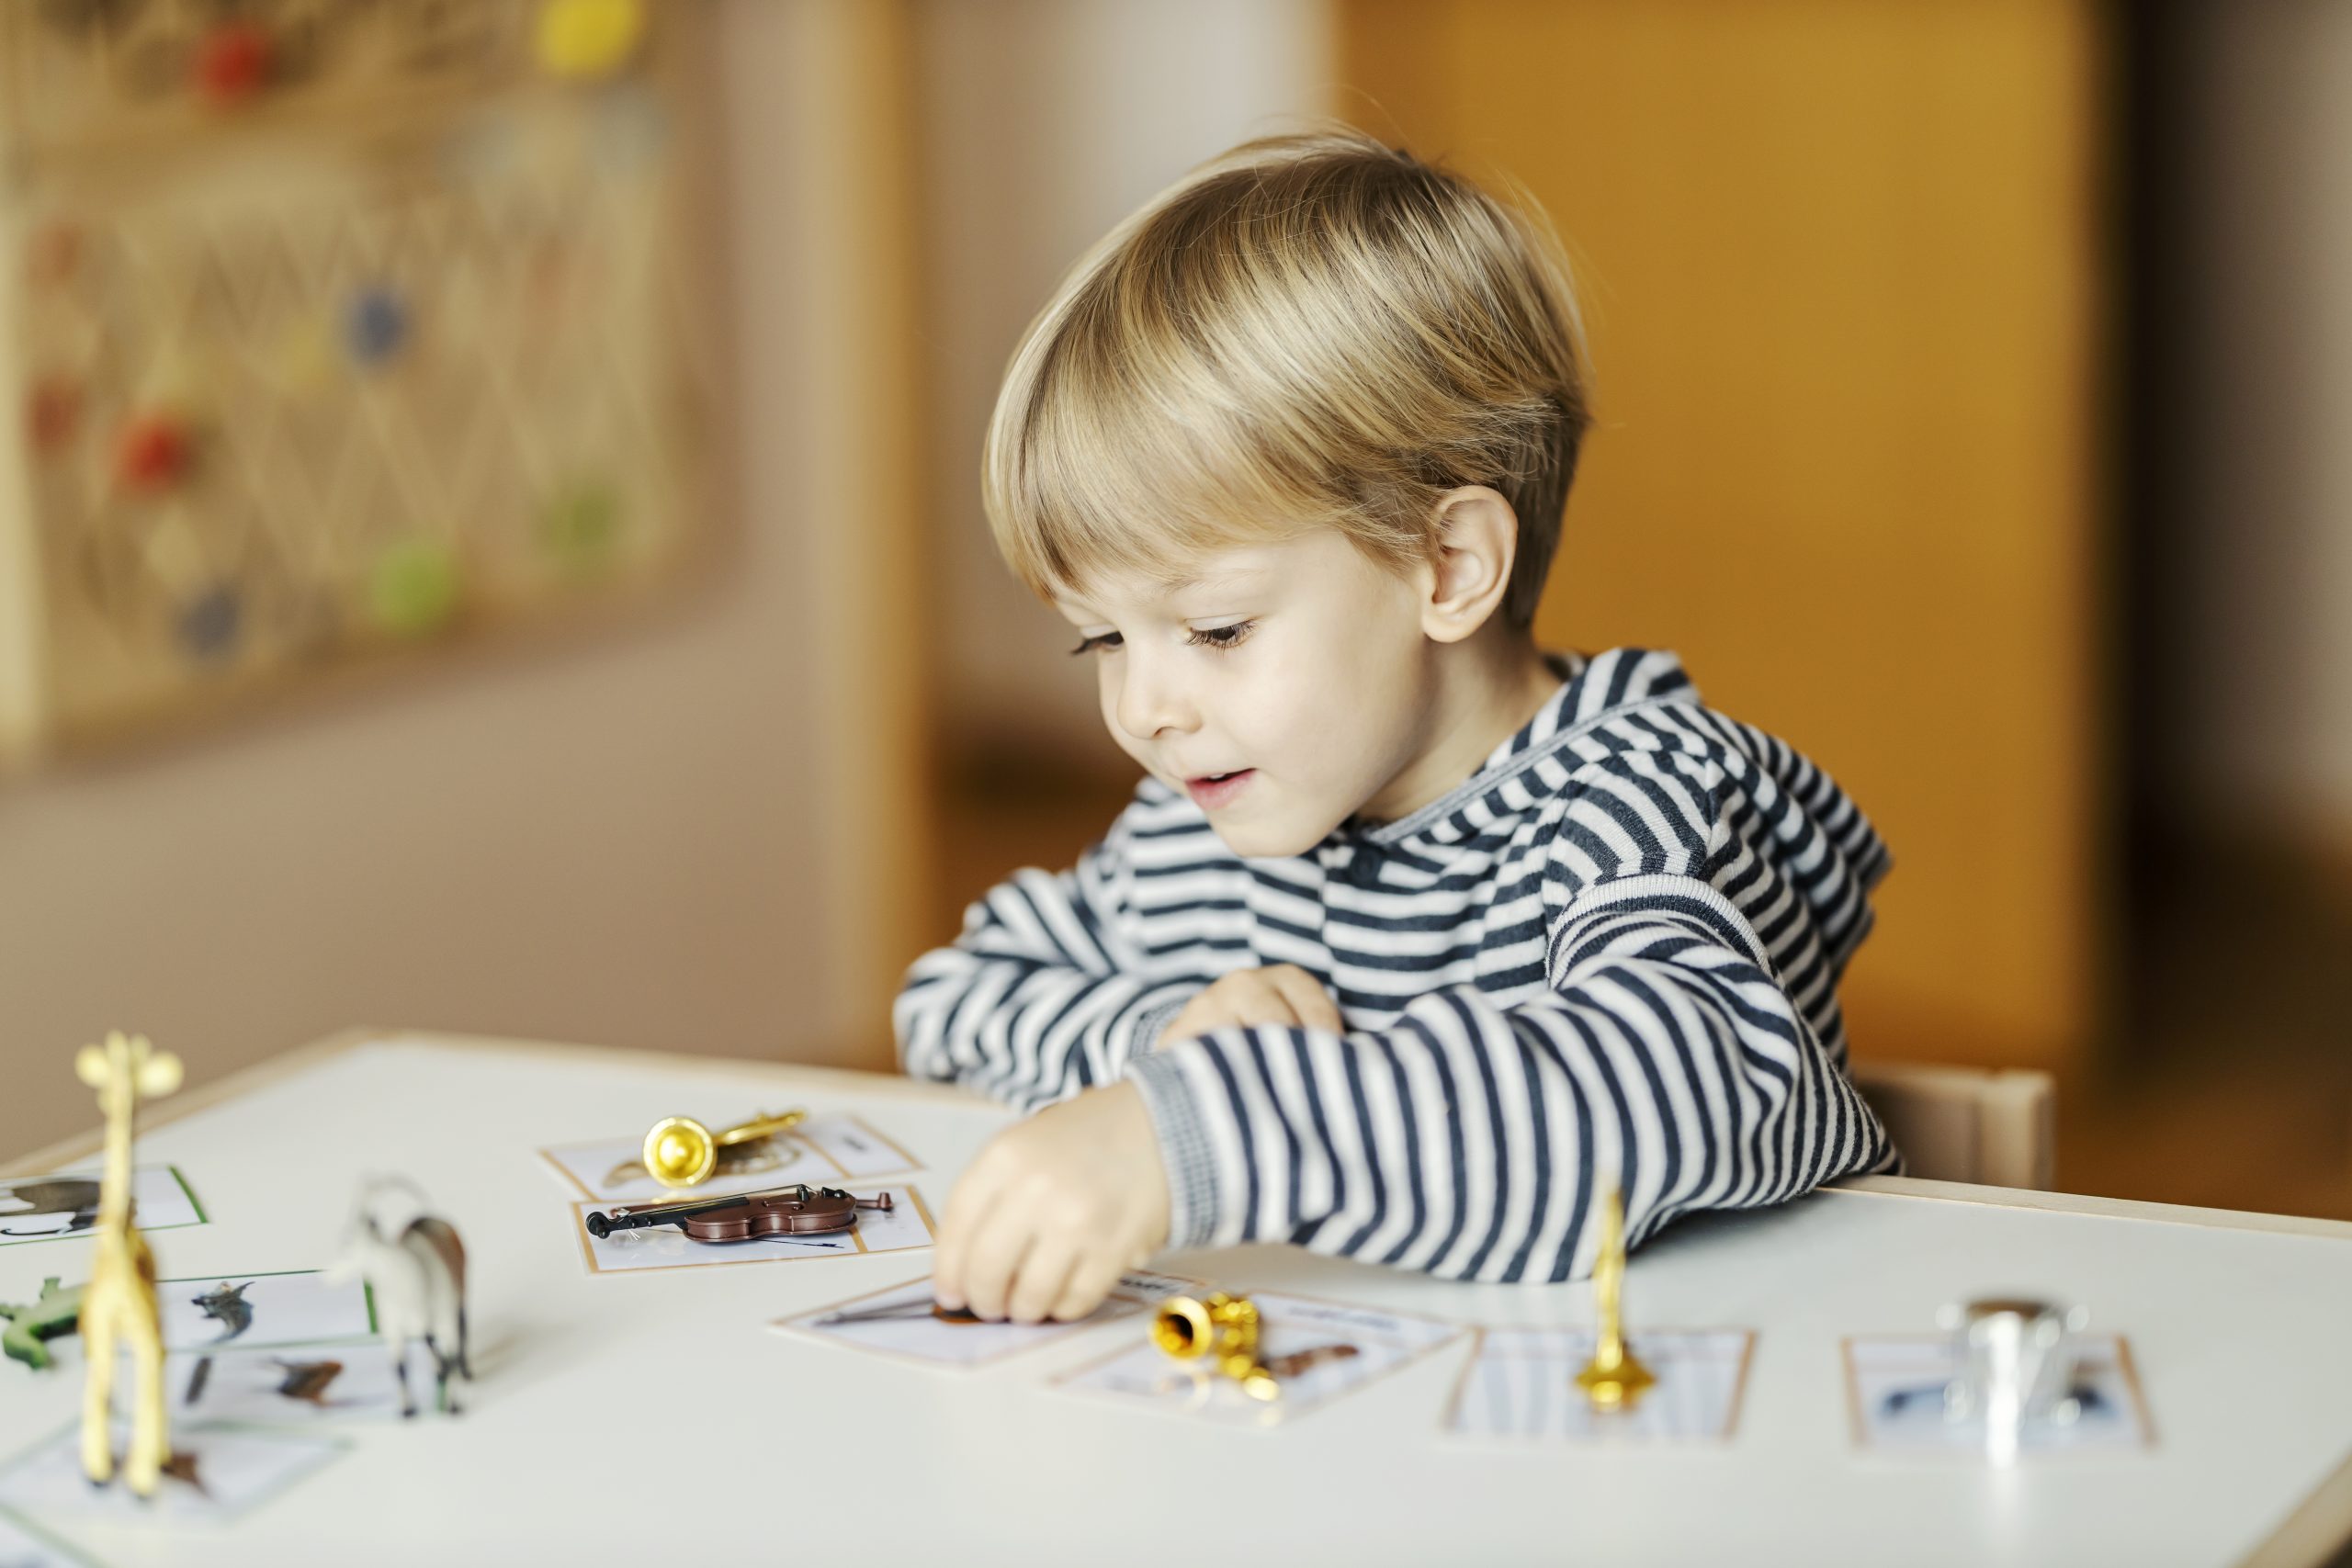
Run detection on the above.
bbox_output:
[1114,661,1197,740]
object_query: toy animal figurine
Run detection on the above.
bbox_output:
[74,1030,183,1495]
[0,1177,103,1237]
[2,1276,85,1371]
[332,1178,469,1417]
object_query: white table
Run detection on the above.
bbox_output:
[4,1031,2349,1568]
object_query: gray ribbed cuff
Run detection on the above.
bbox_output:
[1125,1049,1221,1249]
[1125,994,1193,1063]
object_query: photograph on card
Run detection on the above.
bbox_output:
[1443,1326,1756,1443]
[775,1270,1202,1369]
[0,1167,205,1247]
[571,1181,934,1274]
[1055,1291,1464,1427]
[0,1421,346,1525]
[1844,1334,2154,1456]
[540,1111,920,1203]
[163,1341,418,1425]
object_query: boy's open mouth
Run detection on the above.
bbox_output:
[1184,770,1255,808]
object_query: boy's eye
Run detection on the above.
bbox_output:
[1069,631,1124,657]
[1186,620,1256,651]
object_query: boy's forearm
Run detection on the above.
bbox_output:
[893,953,1203,1111]
[1121,897,1894,1280]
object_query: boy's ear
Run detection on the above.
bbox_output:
[1419,487,1520,644]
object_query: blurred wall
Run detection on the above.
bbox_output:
[0,0,911,1158]
[2150,0,2352,857]
[913,0,1334,772]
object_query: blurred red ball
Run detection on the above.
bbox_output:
[195,22,273,107]
[116,415,193,492]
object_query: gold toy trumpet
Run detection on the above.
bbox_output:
[640,1109,807,1189]
[1153,1292,1288,1402]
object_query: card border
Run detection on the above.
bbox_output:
[0,1165,208,1247]
[157,1268,382,1350]
[1437,1325,1758,1445]
[1048,1285,1468,1427]
[0,1501,105,1568]
[0,1418,351,1527]
[568,1181,935,1275]
[770,1270,1205,1372]
[537,1111,922,1201]
[1838,1331,2157,1458]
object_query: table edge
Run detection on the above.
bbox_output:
[0,1026,989,1177]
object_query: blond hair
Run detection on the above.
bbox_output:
[982,125,1591,630]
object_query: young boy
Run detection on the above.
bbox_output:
[896,127,1897,1324]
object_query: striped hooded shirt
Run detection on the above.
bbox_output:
[895,647,1899,1281]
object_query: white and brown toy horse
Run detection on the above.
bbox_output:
[332,1178,469,1417]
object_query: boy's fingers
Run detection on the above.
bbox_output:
[1051,1254,1127,1323]
[1006,1235,1080,1325]
[933,1156,1012,1308]
[956,1203,1035,1322]
[1271,967,1343,1032]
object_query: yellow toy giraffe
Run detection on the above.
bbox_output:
[74,1031,182,1495]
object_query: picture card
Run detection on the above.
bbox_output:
[1442,1327,1755,1443]
[1055,1292,1464,1426]
[571,1182,935,1274]
[0,1507,101,1568]
[0,1421,346,1526]
[775,1270,1202,1370]
[162,1342,415,1425]
[161,1269,376,1354]
[1844,1334,2154,1456]
[0,1167,205,1247]
[541,1112,919,1203]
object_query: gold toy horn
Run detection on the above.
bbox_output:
[1152,1292,1261,1382]
[641,1109,807,1189]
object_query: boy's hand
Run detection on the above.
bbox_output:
[1156,964,1342,1048]
[933,1081,1170,1323]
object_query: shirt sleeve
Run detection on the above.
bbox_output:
[893,803,1207,1112]
[1121,758,1899,1280]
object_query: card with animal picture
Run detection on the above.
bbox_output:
[774,1270,1204,1370]
[570,1182,935,1274]
[0,1167,205,1246]
[0,1421,346,1525]
[1442,1327,1756,1443]
[163,1342,416,1426]
[0,1507,101,1568]
[541,1112,920,1204]
[162,1270,377,1354]
[1054,1292,1464,1427]
[1843,1334,2154,1456]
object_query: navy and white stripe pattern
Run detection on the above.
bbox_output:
[895,648,1898,1281]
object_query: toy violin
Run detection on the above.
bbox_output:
[586,1183,892,1243]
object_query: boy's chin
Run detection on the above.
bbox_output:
[1204,806,1347,862]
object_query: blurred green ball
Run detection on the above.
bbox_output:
[369,538,461,636]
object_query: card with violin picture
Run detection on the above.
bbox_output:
[540,1111,920,1205]
[773,1270,1205,1370]
[569,1181,936,1274]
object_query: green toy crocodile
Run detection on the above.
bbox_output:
[1,1276,85,1370]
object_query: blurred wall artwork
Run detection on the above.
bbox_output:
[0,0,711,762]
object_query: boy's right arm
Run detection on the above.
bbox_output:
[893,814,1204,1112]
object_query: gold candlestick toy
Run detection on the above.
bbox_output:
[74,1032,183,1495]
[1574,1186,1657,1413]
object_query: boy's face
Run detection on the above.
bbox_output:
[1057,532,1443,858]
